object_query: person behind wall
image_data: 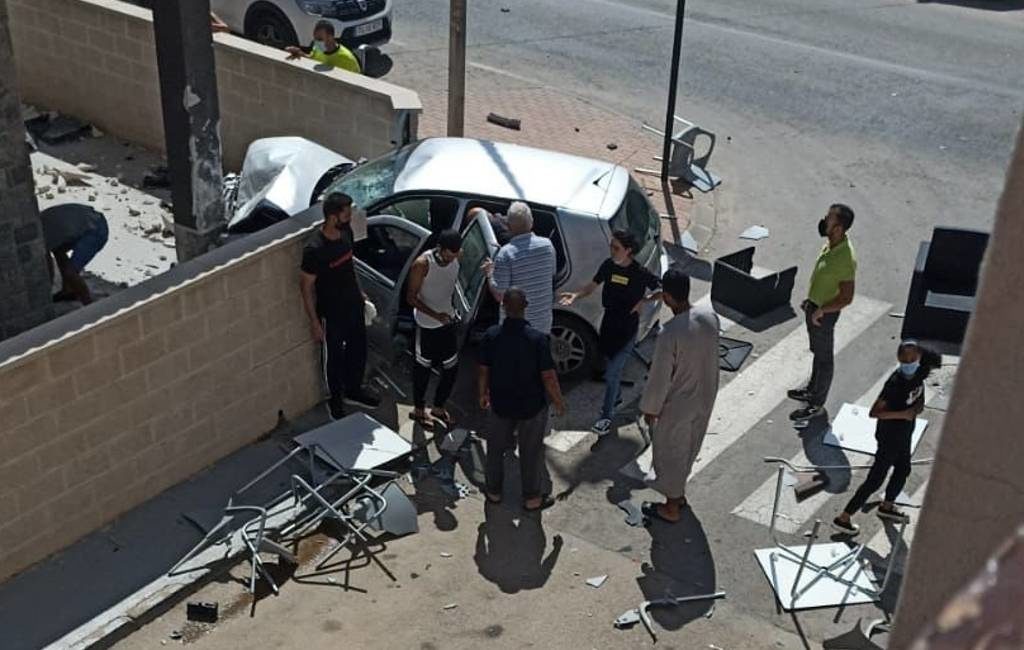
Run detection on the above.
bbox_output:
[831,340,941,536]
[39,203,109,306]
[638,268,720,524]
[299,192,381,421]
[285,19,361,74]
[478,288,566,512]
[558,229,661,437]
[406,229,463,429]
[788,203,857,422]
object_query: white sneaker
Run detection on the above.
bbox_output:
[591,418,612,436]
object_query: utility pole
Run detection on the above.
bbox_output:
[0,1,54,341]
[661,0,686,182]
[447,0,467,137]
[152,0,225,262]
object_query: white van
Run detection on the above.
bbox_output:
[211,0,392,48]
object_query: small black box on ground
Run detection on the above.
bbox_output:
[186,601,219,624]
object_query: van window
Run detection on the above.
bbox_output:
[354,224,422,284]
[610,183,659,263]
[378,196,458,232]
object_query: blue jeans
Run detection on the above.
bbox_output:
[601,343,631,420]
[69,218,109,273]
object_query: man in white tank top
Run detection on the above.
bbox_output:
[406,229,463,427]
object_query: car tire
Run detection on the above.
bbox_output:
[550,313,599,382]
[245,3,299,49]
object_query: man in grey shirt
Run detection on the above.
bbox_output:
[482,201,557,334]
[40,203,109,305]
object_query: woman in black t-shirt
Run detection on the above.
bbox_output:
[832,340,942,536]
[559,230,661,437]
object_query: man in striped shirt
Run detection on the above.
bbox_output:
[483,202,557,334]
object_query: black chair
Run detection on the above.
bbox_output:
[711,247,798,319]
[902,227,989,346]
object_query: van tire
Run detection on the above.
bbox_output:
[245,3,299,48]
[550,313,599,381]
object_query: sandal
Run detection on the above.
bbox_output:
[641,501,682,524]
[430,408,453,429]
[409,410,433,427]
[523,495,556,512]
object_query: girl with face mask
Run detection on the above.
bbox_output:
[832,340,942,535]
[559,230,662,437]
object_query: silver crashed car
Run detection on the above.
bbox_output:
[320,137,667,380]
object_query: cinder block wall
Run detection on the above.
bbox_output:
[0,229,321,582]
[6,0,421,170]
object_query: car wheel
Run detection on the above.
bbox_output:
[245,3,299,48]
[550,313,599,381]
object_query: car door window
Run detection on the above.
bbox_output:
[354,224,422,284]
[377,197,459,232]
[458,219,491,303]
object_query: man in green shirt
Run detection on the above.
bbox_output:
[285,20,361,75]
[788,204,857,421]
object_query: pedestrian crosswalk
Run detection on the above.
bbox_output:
[544,290,953,556]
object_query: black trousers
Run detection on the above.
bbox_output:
[412,324,459,410]
[843,430,913,515]
[803,301,840,407]
[485,407,548,499]
[321,308,367,400]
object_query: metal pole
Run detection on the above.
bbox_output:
[661,0,686,181]
[447,0,467,137]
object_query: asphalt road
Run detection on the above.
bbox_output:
[378,2,1024,647]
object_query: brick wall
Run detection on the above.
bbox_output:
[0,221,323,582]
[0,1,54,340]
[6,0,421,170]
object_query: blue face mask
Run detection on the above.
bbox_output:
[899,361,920,377]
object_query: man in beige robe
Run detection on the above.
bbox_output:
[640,267,720,523]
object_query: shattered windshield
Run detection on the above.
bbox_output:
[325,142,417,210]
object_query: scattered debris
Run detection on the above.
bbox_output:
[574,127,580,132]
[739,225,770,241]
[486,112,521,131]
[586,575,608,589]
[500,6,510,11]
[169,630,183,640]
[607,143,618,150]
[889,312,905,319]
[440,552,453,558]
[443,603,458,610]
[614,592,727,643]
[186,601,219,623]
[76,162,97,173]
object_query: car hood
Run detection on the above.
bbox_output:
[228,137,353,230]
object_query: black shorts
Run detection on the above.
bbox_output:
[414,324,459,369]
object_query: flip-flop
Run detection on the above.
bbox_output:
[641,501,681,524]
[409,411,433,427]
[523,495,556,512]
[430,409,453,429]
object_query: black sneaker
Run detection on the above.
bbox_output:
[787,388,812,402]
[831,517,860,536]
[789,405,823,421]
[877,506,910,524]
[344,390,381,409]
[328,397,345,421]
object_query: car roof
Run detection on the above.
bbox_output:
[391,138,628,218]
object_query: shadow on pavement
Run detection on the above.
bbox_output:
[636,506,719,631]
[917,0,1024,9]
[473,503,564,593]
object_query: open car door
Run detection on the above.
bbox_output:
[454,209,500,345]
[353,215,432,364]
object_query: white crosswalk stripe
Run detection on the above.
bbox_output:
[731,368,895,533]
[619,295,892,481]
